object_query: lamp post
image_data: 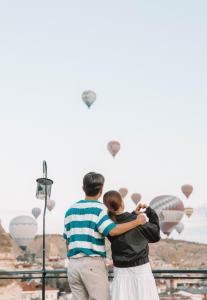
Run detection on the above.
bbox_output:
[36,161,53,300]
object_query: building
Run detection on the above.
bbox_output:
[0,282,22,300]
[20,281,59,300]
[0,253,17,269]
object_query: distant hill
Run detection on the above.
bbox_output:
[0,222,22,258]
[29,234,66,259]
[149,238,207,269]
[0,222,22,289]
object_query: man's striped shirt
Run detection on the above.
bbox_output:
[64,200,116,258]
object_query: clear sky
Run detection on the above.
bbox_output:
[0,0,207,243]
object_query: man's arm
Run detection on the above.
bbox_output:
[63,230,68,253]
[109,213,148,236]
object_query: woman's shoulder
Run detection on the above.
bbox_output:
[115,211,137,223]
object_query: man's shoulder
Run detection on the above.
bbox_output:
[64,200,105,217]
[70,200,104,209]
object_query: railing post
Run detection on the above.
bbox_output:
[42,180,47,300]
[36,161,53,300]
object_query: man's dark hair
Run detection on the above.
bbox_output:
[83,172,105,196]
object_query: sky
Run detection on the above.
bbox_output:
[0,0,207,243]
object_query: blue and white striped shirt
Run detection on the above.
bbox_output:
[64,200,116,258]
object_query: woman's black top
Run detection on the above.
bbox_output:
[107,207,160,268]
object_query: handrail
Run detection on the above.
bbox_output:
[0,269,207,280]
[0,269,207,275]
[153,269,207,274]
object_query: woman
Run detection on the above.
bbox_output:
[103,190,160,300]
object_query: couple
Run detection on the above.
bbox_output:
[64,172,160,300]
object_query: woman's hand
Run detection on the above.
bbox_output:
[136,213,149,225]
[105,259,114,268]
[134,203,149,215]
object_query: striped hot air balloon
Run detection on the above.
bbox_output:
[9,215,38,251]
[82,90,96,109]
[31,207,41,219]
[150,195,184,236]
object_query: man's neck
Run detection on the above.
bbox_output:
[85,196,99,201]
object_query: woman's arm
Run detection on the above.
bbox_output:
[133,205,160,242]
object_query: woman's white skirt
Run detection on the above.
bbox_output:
[111,263,159,300]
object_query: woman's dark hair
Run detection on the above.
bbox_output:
[83,172,105,196]
[103,190,122,222]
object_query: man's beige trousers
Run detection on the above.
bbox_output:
[67,257,110,300]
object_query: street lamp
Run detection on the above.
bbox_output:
[36,160,53,300]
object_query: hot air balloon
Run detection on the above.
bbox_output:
[184,207,194,218]
[160,210,184,223]
[181,184,193,199]
[107,141,121,158]
[175,222,184,234]
[160,223,174,237]
[47,199,55,211]
[31,207,41,219]
[119,188,128,199]
[9,215,38,251]
[82,90,96,108]
[131,193,142,205]
[150,195,184,236]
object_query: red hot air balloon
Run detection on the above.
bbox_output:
[131,193,142,205]
[181,184,193,199]
[107,141,121,158]
[119,188,128,199]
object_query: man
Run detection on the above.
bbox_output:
[64,172,148,300]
